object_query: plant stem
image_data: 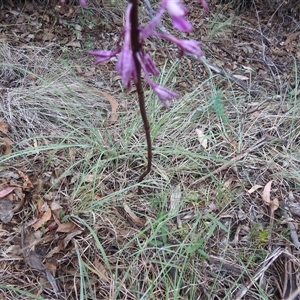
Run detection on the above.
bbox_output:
[129,0,152,193]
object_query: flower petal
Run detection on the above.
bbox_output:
[87,49,120,64]
[79,0,88,6]
[164,0,188,17]
[115,3,137,88]
[176,39,203,57]
[143,53,159,76]
[156,34,204,57]
[140,7,165,40]
[199,0,209,10]
[163,0,192,32]
[152,84,179,107]
[116,48,136,88]
[172,16,193,32]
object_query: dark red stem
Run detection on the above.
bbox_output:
[129,0,152,193]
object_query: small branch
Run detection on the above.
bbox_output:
[130,0,152,193]
[189,136,267,186]
[199,56,259,97]
[235,247,284,300]
[281,204,300,248]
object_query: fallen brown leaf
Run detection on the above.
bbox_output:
[56,221,76,233]
[32,208,52,231]
[223,177,239,189]
[97,89,119,124]
[36,198,45,214]
[247,185,263,194]
[0,122,9,134]
[93,257,110,282]
[0,137,12,155]
[285,31,300,45]
[65,40,81,48]
[262,180,273,206]
[24,250,59,296]
[50,201,63,220]
[271,197,279,212]
[195,128,208,149]
[63,229,83,248]
[45,260,57,275]
[123,204,145,227]
[24,249,47,272]
[50,201,63,211]
[0,186,15,198]
[17,170,34,189]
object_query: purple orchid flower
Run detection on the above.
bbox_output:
[151,84,180,108]
[88,0,206,106]
[142,52,159,76]
[116,3,137,87]
[79,0,88,6]
[87,49,120,65]
[174,39,204,57]
[199,0,209,11]
[85,0,210,186]
[155,33,204,57]
[170,14,193,32]
[140,6,165,40]
[137,52,179,107]
[163,0,193,32]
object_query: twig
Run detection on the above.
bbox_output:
[281,204,300,248]
[234,247,284,300]
[200,56,259,97]
[189,136,267,187]
[285,287,300,300]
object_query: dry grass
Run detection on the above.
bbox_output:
[0,1,300,299]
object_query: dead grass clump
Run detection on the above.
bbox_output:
[0,41,110,141]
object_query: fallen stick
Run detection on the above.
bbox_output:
[189,136,267,186]
[234,247,284,300]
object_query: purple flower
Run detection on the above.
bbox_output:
[115,3,137,87]
[151,84,180,108]
[163,0,188,16]
[175,39,203,57]
[87,49,120,65]
[142,52,159,76]
[79,0,88,6]
[157,33,204,57]
[137,52,179,107]
[163,0,193,32]
[140,7,165,40]
[171,15,193,32]
[199,0,209,10]
[116,50,136,88]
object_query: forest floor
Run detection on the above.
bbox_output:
[0,0,300,299]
